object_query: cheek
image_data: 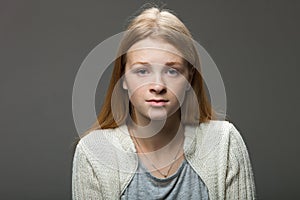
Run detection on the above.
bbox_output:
[124,74,146,93]
[126,84,142,98]
[168,84,188,102]
[126,86,145,104]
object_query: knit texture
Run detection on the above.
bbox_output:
[72,120,256,199]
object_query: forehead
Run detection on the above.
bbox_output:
[126,38,184,65]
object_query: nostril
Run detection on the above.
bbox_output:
[150,85,167,94]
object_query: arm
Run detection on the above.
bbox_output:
[72,142,103,200]
[225,123,256,199]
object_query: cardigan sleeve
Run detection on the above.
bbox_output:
[72,142,103,200]
[225,123,256,200]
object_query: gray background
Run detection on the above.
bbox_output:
[0,0,299,199]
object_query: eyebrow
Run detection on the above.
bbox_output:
[165,61,182,66]
[130,61,183,66]
[130,62,150,66]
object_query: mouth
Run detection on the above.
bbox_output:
[146,99,169,106]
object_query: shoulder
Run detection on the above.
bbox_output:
[198,120,232,134]
[194,120,233,148]
[72,128,130,199]
[198,120,245,143]
[72,128,119,167]
[200,120,252,165]
[73,125,136,168]
[77,125,131,151]
[196,121,256,198]
[192,120,249,158]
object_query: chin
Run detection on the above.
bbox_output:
[148,108,173,121]
[148,115,168,121]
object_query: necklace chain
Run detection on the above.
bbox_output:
[132,132,184,178]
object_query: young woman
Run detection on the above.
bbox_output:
[72,7,256,200]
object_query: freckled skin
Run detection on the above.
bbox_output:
[122,38,191,124]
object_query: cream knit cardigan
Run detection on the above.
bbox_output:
[72,120,256,199]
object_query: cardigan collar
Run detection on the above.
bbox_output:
[117,124,198,157]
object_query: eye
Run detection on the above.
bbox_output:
[166,68,179,76]
[135,68,149,76]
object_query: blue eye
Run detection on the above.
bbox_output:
[135,69,149,75]
[167,68,179,76]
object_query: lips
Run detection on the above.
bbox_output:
[146,99,169,106]
[146,99,168,102]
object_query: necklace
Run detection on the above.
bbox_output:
[132,131,184,178]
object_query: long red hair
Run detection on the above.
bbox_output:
[81,7,215,139]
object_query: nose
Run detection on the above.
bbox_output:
[149,75,166,94]
[149,84,166,94]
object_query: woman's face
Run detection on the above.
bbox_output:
[122,37,191,123]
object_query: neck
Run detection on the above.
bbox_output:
[128,110,184,152]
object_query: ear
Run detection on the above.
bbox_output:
[122,77,128,90]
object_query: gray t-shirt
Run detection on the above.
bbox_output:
[121,158,210,200]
